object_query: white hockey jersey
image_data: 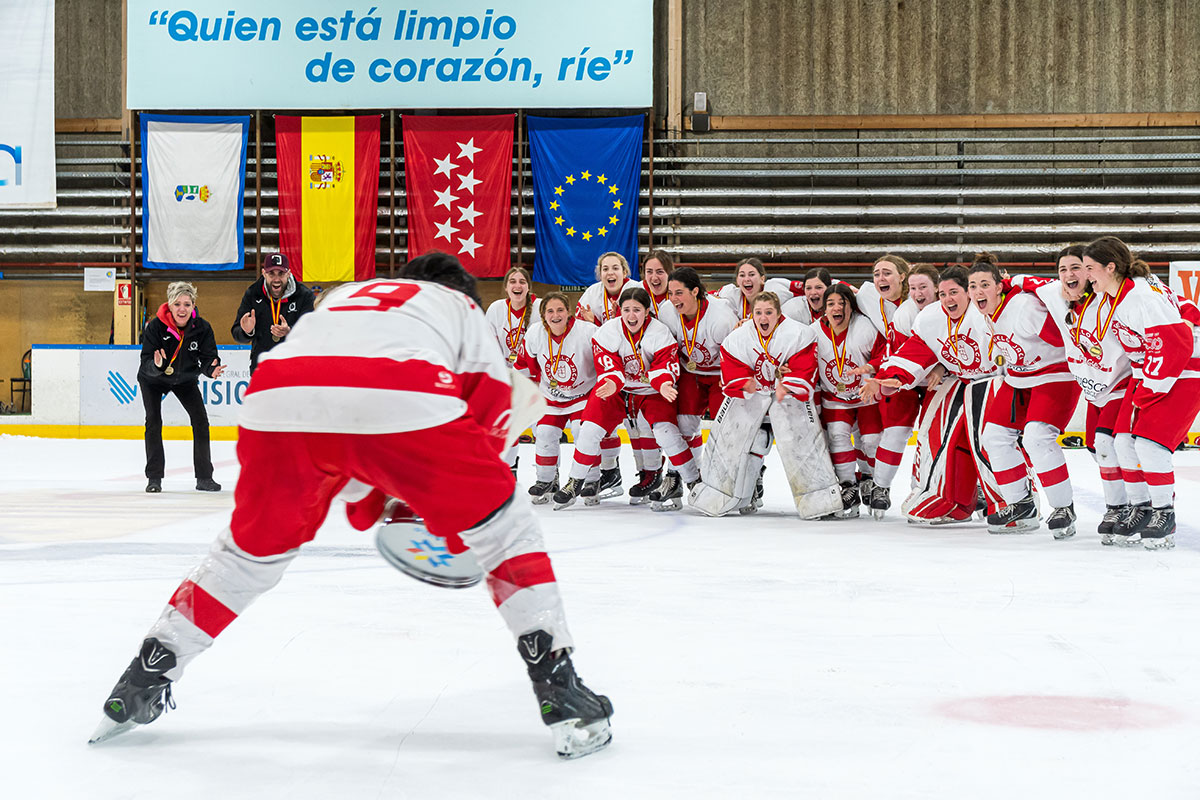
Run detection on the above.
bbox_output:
[881,301,999,386]
[485,296,542,361]
[781,295,821,325]
[673,298,740,377]
[855,281,919,363]
[516,318,597,412]
[985,290,1072,389]
[811,315,886,407]
[592,317,679,396]
[1108,277,1200,400]
[720,317,818,398]
[576,279,640,325]
[242,279,512,442]
[716,278,796,320]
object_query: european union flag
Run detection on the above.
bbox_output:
[529,115,643,286]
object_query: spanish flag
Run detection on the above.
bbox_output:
[276,116,379,282]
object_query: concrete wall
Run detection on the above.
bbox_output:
[55,0,124,119]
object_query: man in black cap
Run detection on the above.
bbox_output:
[231,253,315,372]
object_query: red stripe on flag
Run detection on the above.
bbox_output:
[275,116,304,279]
[487,552,556,607]
[169,580,238,638]
[353,116,379,281]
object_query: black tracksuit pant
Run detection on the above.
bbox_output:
[139,378,213,481]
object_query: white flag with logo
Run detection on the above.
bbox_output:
[141,114,249,270]
[0,0,55,208]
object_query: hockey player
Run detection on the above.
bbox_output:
[515,292,598,504]
[715,257,796,320]
[1081,236,1200,549]
[867,266,1005,523]
[641,249,676,318]
[667,268,740,469]
[854,255,921,517]
[92,253,614,760]
[1012,245,1133,542]
[968,254,1080,537]
[781,267,835,325]
[907,264,940,310]
[553,286,698,511]
[576,251,640,326]
[690,292,842,519]
[486,266,541,475]
[813,283,887,517]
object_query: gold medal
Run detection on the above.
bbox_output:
[1089,344,1103,358]
[549,379,559,389]
[164,366,174,376]
[994,354,1006,367]
[836,381,846,392]
[685,360,697,372]
[272,334,281,343]
[507,353,517,365]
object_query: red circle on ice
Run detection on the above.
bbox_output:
[935,695,1183,731]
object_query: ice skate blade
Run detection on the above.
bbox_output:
[988,519,1039,534]
[650,497,682,512]
[1051,524,1077,540]
[1113,534,1142,548]
[1143,535,1175,551]
[595,487,623,501]
[738,503,758,515]
[550,718,612,760]
[871,507,887,520]
[530,494,551,506]
[88,716,138,745]
[552,497,577,511]
[1100,533,1116,545]
[583,495,600,506]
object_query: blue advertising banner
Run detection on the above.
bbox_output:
[127,1,652,109]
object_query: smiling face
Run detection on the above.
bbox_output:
[543,297,569,335]
[643,258,670,295]
[908,274,937,308]
[969,272,1003,315]
[621,298,648,331]
[737,264,765,298]
[668,279,700,318]
[873,260,904,302]
[939,279,969,319]
[599,256,627,293]
[169,294,195,326]
[1082,256,1119,296]
[505,271,530,304]
[753,300,780,336]
[804,277,829,310]
[1056,255,1087,301]
[264,268,289,299]
[824,292,851,331]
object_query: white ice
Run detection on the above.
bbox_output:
[3,433,1200,799]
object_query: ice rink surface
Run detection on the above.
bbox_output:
[3,433,1200,799]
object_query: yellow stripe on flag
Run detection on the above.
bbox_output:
[300,117,356,282]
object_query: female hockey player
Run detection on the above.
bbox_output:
[1081,236,1200,549]
[866,266,1004,524]
[667,267,741,468]
[907,264,940,310]
[813,283,886,518]
[641,249,676,318]
[689,292,842,519]
[968,253,1080,537]
[515,292,598,505]
[485,266,541,364]
[553,286,698,512]
[715,257,796,320]
[782,267,835,324]
[93,253,613,760]
[1012,245,1133,542]
[576,251,639,326]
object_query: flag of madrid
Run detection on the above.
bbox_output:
[402,115,514,277]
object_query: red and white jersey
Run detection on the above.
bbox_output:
[880,302,999,386]
[592,317,679,396]
[242,279,511,446]
[811,316,886,407]
[641,281,674,319]
[673,298,740,377]
[1019,277,1132,406]
[855,281,919,365]
[781,295,823,325]
[576,279,639,325]
[516,318,597,413]
[720,317,818,399]
[984,290,1072,389]
[1108,277,1200,400]
[485,296,541,360]
[716,278,796,320]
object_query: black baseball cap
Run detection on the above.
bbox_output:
[263,253,290,272]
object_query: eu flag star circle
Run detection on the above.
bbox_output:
[551,171,620,242]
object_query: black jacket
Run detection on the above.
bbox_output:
[139,308,221,387]
[230,275,315,371]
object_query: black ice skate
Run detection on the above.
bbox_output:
[89,638,177,745]
[518,630,613,760]
[579,479,601,506]
[1136,506,1176,551]
[552,478,583,510]
[594,467,623,501]
[649,472,683,512]
[858,477,876,511]
[628,469,661,506]
[1098,505,1123,545]
[974,485,988,520]
[1047,504,1077,540]
[1113,502,1151,547]
[986,493,1039,534]
[528,476,559,505]
[825,482,859,519]
[739,468,766,515]
[869,483,891,520]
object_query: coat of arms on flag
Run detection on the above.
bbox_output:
[528,115,644,287]
[402,115,514,278]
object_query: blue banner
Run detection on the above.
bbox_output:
[529,115,643,286]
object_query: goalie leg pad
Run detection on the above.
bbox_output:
[689,393,771,517]
[768,396,842,520]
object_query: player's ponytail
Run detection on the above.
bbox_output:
[1083,236,1152,282]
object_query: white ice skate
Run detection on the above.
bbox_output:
[550,718,614,760]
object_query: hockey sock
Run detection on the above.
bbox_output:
[1091,431,1128,506]
[1133,436,1175,508]
[1115,432,1151,505]
[534,422,565,483]
[570,421,607,481]
[652,420,700,483]
[872,425,909,488]
[1024,421,1073,508]
[981,422,1030,504]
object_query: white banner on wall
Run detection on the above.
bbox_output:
[79,346,252,426]
[0,0,56,208]
[127,0,652,109]
[1169,261,1200,306]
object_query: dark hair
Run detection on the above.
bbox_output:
[968,251,1003,283]
[398,251,482,307]
[750,291,781,314]
[823,283,858,315]
[1056,243,1086,264]
[735,257,766,277]
[618,286,652,310]
[1083,236,1152,281]
[803,267,833,287]
[668,266,706,298]
[539,291,572,328]
[909,263,940,285]
[939,265,970,291]
[644,249,675,274]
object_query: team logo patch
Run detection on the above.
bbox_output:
[1073,329,1105,365]
[308,155,344,189]
[988,335,1027,368]
[823,360,860,391]
[942,335,982,371]
[1113,321,1143,350]
[173,184,210,203]
[752,352,777,384]
[548,356,579,388]
[689,342,714,367]
[622,353,646,379]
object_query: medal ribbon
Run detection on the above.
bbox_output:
[603,289,620,322]
[681,301,705,364]
[879,297,892,342]
[1072,292,1096,350]
[623,323,648,378]
[755,325,780,371]
[830,323,849,383]
[263,284,283,327]
[1095,281,1130,343]
[163,321,185,373]
[506,297,530,354]
[946,311,967,368]
[741,293,752,321]
[548,325,567,384]
[986,292,1006,361]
